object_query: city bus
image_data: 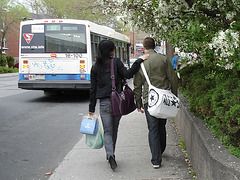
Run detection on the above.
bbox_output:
[18,19,130,94]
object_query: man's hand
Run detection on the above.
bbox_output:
[137,107,144,113]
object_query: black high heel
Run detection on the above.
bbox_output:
[108,156,117,170]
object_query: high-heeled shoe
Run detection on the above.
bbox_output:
[108,156,117,170]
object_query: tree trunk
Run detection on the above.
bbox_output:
[166,40,174,62]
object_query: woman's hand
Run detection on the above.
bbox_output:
[140,54,150,60]
[89,112,94,116]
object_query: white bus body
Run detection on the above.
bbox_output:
[18,19,130,91]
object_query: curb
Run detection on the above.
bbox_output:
[174,94,240,180]
[0,73,19,78]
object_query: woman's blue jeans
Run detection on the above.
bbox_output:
[144,103,167,165]
[100,98,121,159]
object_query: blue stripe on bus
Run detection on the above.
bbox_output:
[19,73,91,81]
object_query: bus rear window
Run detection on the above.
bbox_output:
[21,24,87,53]
[45,24,86,53]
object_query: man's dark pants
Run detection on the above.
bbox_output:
[144,104,167,165]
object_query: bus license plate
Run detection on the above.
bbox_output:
[29,75,45,80]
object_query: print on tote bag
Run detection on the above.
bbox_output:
[141,63,181,119]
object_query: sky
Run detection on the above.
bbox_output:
[15,0,31,11]
[16,0,28,5]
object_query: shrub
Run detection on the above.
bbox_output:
[0,56,7,67]
[7,56,15,68]
[179,64,240,158]
[0,66,18,74]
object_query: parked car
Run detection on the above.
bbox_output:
[14,63,19,68]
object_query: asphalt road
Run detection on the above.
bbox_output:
[0,76,92,180]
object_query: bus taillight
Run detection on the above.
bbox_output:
[80,60,85,64]
[51,54,57,57]
[23,60,28,64]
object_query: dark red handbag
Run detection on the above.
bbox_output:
[110,59,136,116]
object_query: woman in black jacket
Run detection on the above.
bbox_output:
[89,40,149,170]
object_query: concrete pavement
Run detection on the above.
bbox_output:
[0,72,19,78]
[49,110,192,180]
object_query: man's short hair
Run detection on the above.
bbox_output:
[143,37,155,50]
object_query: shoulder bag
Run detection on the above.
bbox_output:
[141,63,181,119]
[110,59,136,116]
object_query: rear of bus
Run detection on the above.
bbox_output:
[18,19,91,93]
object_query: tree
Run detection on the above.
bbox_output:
[0,0,29,65]
[103,0,240,70]
[26,0,130,32]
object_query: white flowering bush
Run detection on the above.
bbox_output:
[208,29,239,68]
[103,0,240,70]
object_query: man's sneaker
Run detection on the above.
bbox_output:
[109,156,117,170]
[152,164,161,169]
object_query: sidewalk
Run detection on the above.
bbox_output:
[49,111,191,180]
[0,72,19,78]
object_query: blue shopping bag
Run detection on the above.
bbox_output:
[80,116,99,136]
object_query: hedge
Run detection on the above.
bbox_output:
[179,63,240,158]
[0,66,19,74]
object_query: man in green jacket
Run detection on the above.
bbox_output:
[134,37,178,169]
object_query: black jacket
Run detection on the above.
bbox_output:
[89,58,143,112]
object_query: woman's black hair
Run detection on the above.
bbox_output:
[94,40,115,77]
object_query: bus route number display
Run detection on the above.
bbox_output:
[65,53,82,58]
[47,25,61,31]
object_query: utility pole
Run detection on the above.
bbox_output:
[132,29,134,58]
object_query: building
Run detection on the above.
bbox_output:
[5,22,19,62]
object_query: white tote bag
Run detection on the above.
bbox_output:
[141,63,181,119]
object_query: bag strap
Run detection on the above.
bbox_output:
[140,63,152,86]
[111,58,128,89]
[111,58,116,89]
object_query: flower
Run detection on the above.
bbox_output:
[208,29,239,68]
